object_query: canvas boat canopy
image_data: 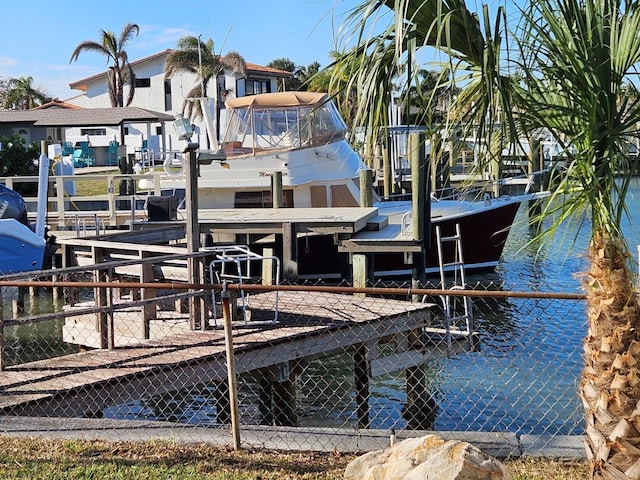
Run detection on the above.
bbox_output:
[225,91,329,109]
[222,92,346,156]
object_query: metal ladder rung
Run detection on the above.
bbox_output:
[442,261,465,269]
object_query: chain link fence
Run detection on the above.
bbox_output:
[0,252,586,452]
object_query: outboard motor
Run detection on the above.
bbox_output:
[0,183,29,225]
[0,183,47,275]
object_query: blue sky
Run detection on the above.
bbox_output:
[0,0,366,101]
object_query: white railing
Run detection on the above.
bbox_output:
[0,172,183,230]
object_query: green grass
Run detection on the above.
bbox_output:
[0,437,588,479]
[67,170,118,197]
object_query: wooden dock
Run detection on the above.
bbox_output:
[0,290,472,426]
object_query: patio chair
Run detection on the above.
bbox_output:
[78,141,96,167]
[108,140,119,166]
[61,142,75,156]
[72,149,86,168]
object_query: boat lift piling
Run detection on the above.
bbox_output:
[409,132,429,298]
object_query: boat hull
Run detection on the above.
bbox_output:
[294,199,522,279]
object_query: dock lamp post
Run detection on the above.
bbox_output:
[174,114,205,329]
[173,114,228,330]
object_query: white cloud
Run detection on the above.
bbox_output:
[135,25,194,51]
[0,56,18,69]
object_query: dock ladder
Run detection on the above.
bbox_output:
[206,245,280,328]
[433,223,475,355]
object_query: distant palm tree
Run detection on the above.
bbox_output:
[69,23,140,107]
[1,76,50,110]
[267,57,299,91]
[164,36,246,121]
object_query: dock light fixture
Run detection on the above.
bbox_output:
[173,114,193,141]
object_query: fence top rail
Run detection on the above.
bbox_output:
[0,278,586,300]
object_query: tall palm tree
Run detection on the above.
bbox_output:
[516,1,640,477]
[338,0,640,477]
[1,76,50,109]
[69,23,140,107]
[164,36,246,122]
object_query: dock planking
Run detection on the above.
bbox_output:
[0,291,444,418]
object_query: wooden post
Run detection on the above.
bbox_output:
[91,246,110,349]
[528,139,543,222]
[214,379,231,424]
[271,171,283,208]
[140,251,155,339]
[383,143,392,198]
[404,365,436,430]
[352,253,369,296]
[273,380,297,426]
[222,286,241,449]
[258,376,274,425]
[354,344,370,429]
[184,144,203,330]
[360,168,373,207]
[262,247,275,285]
[409,132,428,295]
[281,222,298,281]
[272,362,297,426]
[12,288,25,316]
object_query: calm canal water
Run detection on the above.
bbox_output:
[10,182,640,435]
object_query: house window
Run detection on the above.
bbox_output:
[80,128,106,136]
[236,77,271,97]
[135,77,151,88]
[164,79,172,111]
[155,126,163,135]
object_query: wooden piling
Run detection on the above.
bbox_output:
[382,142,392,198]
[360,169,373,207]
[354,344,370,429]
[271,171,284,208]
[272,376,297,426]
[409,132,428,294]
[214,379,231,424]
[184,145,203,330]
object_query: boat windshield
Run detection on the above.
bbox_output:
[221,98,347,157]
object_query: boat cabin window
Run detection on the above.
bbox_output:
[234,190,294,208]
[222,99,347,157]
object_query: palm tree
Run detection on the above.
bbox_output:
[1,76,50,109]
[338,0,640,477]
[69,23,140,107]
[164,36,246,123]
[267,57,300,91]
[515,1,640,477]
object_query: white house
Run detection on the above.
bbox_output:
[65,50,291,163]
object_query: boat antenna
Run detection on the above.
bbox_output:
[197,34,205,99]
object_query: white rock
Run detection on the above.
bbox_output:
[344,434,512,480]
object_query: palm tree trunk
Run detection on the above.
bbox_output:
[580,234,640,479]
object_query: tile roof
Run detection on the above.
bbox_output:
[0,107,175,126]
